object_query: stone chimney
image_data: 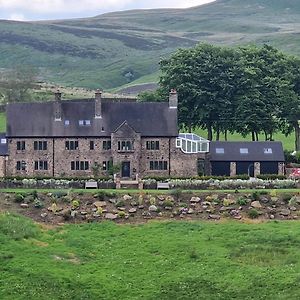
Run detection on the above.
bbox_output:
[54,89,62,121]
[95,89,102,119]
[169,89,178,109]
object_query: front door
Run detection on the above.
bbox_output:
[121,161,130,178]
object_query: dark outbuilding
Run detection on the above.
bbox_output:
[210,141,285,177]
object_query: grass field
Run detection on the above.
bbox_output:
[1,214,300,299]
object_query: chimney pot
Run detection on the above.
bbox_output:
[169,89,178,109]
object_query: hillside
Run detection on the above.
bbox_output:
[1,0,300,89]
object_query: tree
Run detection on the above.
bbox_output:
[0,65,39,103]
[159,43,242,139]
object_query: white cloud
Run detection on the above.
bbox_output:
[8,13,27,21]
[0,0,215,15]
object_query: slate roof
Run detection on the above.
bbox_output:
[210,141,284,162]
[6,99,178,137]
[0,133,8,156]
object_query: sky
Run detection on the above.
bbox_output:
[0,0,216,21]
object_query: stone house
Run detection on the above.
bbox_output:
[4,90,210,178]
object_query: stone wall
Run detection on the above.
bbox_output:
[6,135,209,178]
[6,138,54,177]
[0,156,6,177]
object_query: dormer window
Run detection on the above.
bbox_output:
[240,148,248,154]
[264,148,273,154]
[64,120,70,126]
[1,138,6,144]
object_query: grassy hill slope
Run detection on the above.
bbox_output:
[1,0,300,89]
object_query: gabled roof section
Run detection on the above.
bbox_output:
[6,99,178,137]
[210,141,284,162]
[0,133,8,156]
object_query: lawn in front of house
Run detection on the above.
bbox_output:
[1,214,300,299]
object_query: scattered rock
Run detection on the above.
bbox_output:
[270,214,275,219]
[130,201,138,206]
[234,216,242,220]
[41,213,48,218]
[20,203,29,208]
[187,208,194,214]
[157,195,165,201]
[71,210,78,218]
[165,206,173,210]
[149,205,158,212]
[128,208,137,214]
[80,211,88,215]
[118,207,126,211]
[123,195,132,201]
[280,209,291,216]
[251,201,262,209]
[94,201,106,208]
[138,205,144,209]
[209,214,221,220]
[190,197,201,203]
[289,206,297,211]
[105,213,117,220]
[260,197,269,204]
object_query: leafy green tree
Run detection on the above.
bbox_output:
[0,65,39,103]
[159,43,242,139]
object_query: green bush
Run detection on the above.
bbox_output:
[170,189,182,200]
[14,194,24,203]
[252,191,260,201]
[118,211,126,218]
[72,200,80,209]
[237,197,247,206]
[34,199,43,209]
[282,193,292,203]
[163,199,174,207]
[53,191,68,199]
[257,174,286,180]
[248,209,260,219]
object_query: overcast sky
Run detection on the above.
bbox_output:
[0,0,216,21]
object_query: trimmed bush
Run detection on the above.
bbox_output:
[248,209,260,219]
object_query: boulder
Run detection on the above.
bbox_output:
[20,203,29,208]
[251,201,262,209]
[149,205,158,212]
[187,208,194,214]
[40,213,48,218]
[190,197,201,203]
[280,209,291,216]
[209,214,221,220]
[94,201,106,208]
[128,208,137,213]
[105,213,117,220]
[123,195,133,201]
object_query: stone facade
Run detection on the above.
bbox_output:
[6,133,209,178]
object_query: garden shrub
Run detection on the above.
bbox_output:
[163,199,174,207]
[118,211,126,218]
[34,199,43,209]
[237,197,247,206]
[149,197,157,205]
[170,189,182,200]
[71,200,80,209]
[248,209,260,219]
[252,191,260,201]
[282,194,293,203]
[14,194,24,203]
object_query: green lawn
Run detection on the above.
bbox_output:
[1,214,300,299]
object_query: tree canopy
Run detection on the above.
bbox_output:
[153,43,300,150]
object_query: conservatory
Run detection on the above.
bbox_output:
[176,133,210,154]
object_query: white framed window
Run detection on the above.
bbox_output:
[1,138,6,144]
[216,148,224,154]
[64,120,70,126]
[240,148,248,154]
[176,133,209,154]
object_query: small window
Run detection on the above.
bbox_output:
[71,160,89,171]
[85,120,91,126]
[146,141,160,150]
[34,141,47,151]
[240,148,248,154]
[103,140,111,150]
[176,138,181,148]
[1,138,6,144]
[17,141,25,151]
[79,120,84,126]
[34,161,48,170]
[216,148,224,154]
[64,120,70,126]
[66,140,79,150]
[16,160,26,171]
[90,141,94,150]
[264,148,273,154]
